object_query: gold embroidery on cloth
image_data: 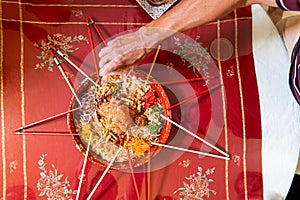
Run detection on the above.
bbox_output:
[234,10,248,200]
[0,1,7,198]
[217,20,230,200]
[18,0,28,198]
[178,159,191,168]
[9,160,19,173]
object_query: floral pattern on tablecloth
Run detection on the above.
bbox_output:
[9,160,18,173]
[173,36,211,80]
[174,167,216,200]
[37,154,77,200]
[34,33,88,72]
[233,155,241,166]
[72,10,84,19]
[178,159,191,168]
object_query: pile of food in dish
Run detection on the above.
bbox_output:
[68,71,172,169]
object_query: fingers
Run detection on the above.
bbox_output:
[99,38,127,75]
[99,47,144,76]
[99,59,120,75]
[99,41,126,75]
[98,29,156,75]
[99,48,120,71]
[99,50,144,76]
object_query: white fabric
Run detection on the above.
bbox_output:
[252,5,300,200]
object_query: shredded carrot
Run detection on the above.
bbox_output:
[126,137,150,155]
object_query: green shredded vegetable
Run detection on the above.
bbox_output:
[150,105,163,114]
[146,122,162,134]
[146,105,164,134]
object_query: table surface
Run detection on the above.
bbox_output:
[0,1,299,200]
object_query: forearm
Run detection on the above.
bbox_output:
[146,0,244,32]
[145,0,278,34]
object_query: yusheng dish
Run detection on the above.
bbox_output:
[68,71,172,169]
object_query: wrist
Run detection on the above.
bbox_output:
[137,26,176,48]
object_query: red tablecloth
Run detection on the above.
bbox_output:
[0,1,263,199]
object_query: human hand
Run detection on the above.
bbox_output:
[99,27,174,75]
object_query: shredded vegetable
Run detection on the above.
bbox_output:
[74,72,166,164]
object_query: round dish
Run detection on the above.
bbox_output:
[147,0,169,6]
[67,70,172,169]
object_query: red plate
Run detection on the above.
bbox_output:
[67,71,172,170]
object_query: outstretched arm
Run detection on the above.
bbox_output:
[145,0,277,32]
[99,0,277,75]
